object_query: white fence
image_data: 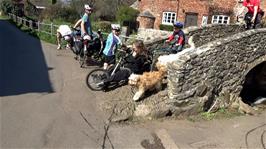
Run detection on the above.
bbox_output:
[8,13,141,42]
[8,13,59,36]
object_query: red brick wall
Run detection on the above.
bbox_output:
[212,0,237,13]
[261,0,266,10]
[138,0,240,29]
[177,0,209,27]
[138,0,178,29]
[138,17,155,28]
[261,0,266,22]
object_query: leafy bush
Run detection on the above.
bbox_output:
[116,5,139,23]
[58,7,79,22]
[48,0,57,5]
[24,0,39,20]
[92,21,112,33]
[41,4,79,23]
[0,0,13,15]
[159,24,173,31]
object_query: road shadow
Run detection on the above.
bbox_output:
[0,20,54,96]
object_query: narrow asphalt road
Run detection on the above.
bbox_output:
[1,20,266,149]
[0,20,108,148]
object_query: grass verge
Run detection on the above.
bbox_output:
[0,14,8,20]
[187,108,244,122]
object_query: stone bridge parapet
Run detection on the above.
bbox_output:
[161,28,266,115]
[139,24,245,51]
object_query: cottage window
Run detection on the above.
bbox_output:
[211,15,230,24]
[162,12,176,25]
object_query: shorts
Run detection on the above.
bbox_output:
[104,55,116,65]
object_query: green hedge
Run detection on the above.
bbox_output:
[116,6,139,23]
[92,21,112,33]
[159,24,173,31]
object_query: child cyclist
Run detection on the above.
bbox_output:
[102,24,122,70]
[165,21,185,53]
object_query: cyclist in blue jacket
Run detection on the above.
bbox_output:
[102,24,122,70]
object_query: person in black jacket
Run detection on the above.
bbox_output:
[99,40,150,88]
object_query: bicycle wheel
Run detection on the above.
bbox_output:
[86,68,109,91]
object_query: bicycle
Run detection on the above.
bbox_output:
[72,29,104,68]
[86,41,179,91]
[86,48,131,91]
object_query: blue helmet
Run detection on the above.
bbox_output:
[173,21,183,28]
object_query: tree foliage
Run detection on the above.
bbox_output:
[116,5,139,23]
[0,0,13,15]
[40,0,137,22]
[49,0,57,5]
[67,0,136,21]
[41,3,79,22]
[24,0,39,19]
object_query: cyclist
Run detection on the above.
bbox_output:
[102,24,122,70]
[98,40,149,89]
[56,19,82,50]
[239,0,264,29]
[165,21,185,53]
[81,4,93,40]
[56,25,73,50]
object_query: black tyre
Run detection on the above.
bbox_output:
[86,69,109,91]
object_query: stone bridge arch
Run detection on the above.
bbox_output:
[158,28,266,115]
[240,58,266,105]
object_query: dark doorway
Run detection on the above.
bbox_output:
[185,13,198,27]
[240,62,266,105]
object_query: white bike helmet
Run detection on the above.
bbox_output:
[111,24,121,31]
[84,4,92,10]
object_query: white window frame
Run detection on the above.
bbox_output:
[211,15,230,24]
[162,12,177,25]
[201,16,208,26]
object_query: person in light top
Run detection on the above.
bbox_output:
[81,4,93,39]
[56,18,82,50]
[56,25,72,50]
[102,24,122,70]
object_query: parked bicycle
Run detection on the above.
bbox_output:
[85,39,184,91]
[72,28,104,68]
[86,48,131,91]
